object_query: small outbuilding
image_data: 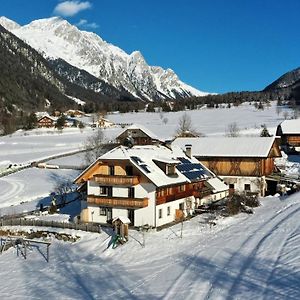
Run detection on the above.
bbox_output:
[112,216,131,242]
[276,119,300,153]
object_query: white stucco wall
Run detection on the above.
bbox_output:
[155,196,196,227]
[200,190,229,205]
[134,191,156,227]
[113,187,129,197]
[85,205,108,223]
[221,176,266,196]
[88,181,100,195]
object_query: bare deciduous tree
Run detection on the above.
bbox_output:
[225,122,240,137]
[54,179,75,207]
[84,129,105,165]
[162,117,168,125]
[175,113,200,137]
[283,111,289,120]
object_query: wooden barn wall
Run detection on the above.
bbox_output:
[199,157,275,177]
[287,135,300,146]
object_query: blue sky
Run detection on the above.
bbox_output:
[1,0,300,93]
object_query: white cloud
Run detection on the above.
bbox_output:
[76,19,99,29]
[54,1,92,17]
[77,19,87,26]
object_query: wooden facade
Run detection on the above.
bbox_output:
[75,160,141,184]
[87,195,148,209]
[117,128,157,145]
[93,174,140,186]
[195,140,281,178]
[276,122,300,149]
[199,157,276,177]
[37,116,55,128]
[156,181,207,205]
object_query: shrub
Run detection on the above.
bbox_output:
[226,193,260,215]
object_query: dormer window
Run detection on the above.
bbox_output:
[166,164,176,175]
[153,158,179,176]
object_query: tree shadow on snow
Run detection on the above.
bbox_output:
[172,252,300,300]
[21,241,160,300]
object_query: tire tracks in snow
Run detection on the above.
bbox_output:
[204,203,300,300]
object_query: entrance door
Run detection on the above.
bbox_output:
[128,209,135,225]
[106,208,112,221]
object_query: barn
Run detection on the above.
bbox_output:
[172,137,282,196]
[276,119,300,153]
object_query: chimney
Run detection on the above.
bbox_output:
[185,144,192,158]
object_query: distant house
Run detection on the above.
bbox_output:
[37,115,56,128]
[98,117,115,128]
[276,119,300,152]
[116,124,160,146]
[74,144,226,227]
[172,137,282,196]
[53,110,61,117]
[65,109,86,118]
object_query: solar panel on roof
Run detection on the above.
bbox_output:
[176,161,211,181]
[130,156,151,173]
[177,157,191,164]
[131,156,143,164]
[140,164,151,173]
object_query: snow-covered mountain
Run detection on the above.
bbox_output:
[0,16,208,101]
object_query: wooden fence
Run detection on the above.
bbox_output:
[0,218,102,233]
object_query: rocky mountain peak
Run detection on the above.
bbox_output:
[2,16,209,101]
[0,16,21,31]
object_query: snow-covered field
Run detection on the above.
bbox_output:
[0,102,299,299]
[0,194,299,299]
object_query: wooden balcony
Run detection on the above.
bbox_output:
[193,187,212,198]
[87,195,148,209]
[156,190,194,205]
[93,174,140,186]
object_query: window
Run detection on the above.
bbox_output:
[100,186,108,195]
[99,207,107,216]
[179,185,186,192]
[109,165,115,175]
[159,209,162,219]
[100,186,112,197]
[167,206,171,216]
[179,203,184,211]
[166,164,175,175]
[245,184,251,191]
[229,184,235,189]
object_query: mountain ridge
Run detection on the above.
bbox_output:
[0,16,208,101]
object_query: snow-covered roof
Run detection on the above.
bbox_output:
[98,145,211,187]
[118,124,159,140]
[279,119,300,134]
[112,216,131,224]
[35,112,50,118]
[206,177,229,193]
[172,137,277,158]
[37,115,57,121]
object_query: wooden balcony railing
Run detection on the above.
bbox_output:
[93,174,140,186]
[193,187,212,198]
[87,195,148,209]
[156,190,194,205]
[156,188,212,205]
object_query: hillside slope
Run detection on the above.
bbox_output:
[0,24,72,112]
